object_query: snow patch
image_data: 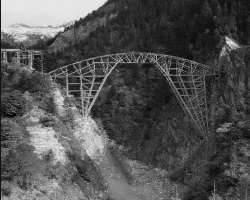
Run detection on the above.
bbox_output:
[1,24,64,42]
[216,123,232,133]
[220,36,241,57]
[225,36,240,49]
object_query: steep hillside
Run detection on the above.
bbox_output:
[49,1,118,53]
[1,64,181,200]
[43,0,250,199]
[1,64,108,199]
[47,0,250,66]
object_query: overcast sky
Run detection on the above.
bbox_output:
[1,0,107,27]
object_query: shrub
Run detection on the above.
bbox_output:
[1,118,28,170]
[1,118,26,147]
[36,93,56,114]
[61,109,75,129]
[40,115,56,127]
[1,143,45,190]
[67,152,107,192]
[18,72,52,94]
[1,90,26,117]
[1,63,9,89]
[1,181,11,196]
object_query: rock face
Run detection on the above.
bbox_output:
[210,45,250,127]
[209,45,250,200]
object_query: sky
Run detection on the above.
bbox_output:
[1,0,107,27]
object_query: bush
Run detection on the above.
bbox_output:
[40,115,56,127]
[1,181,11,196]
[18,72,52,94]
[36,93,56,114]
[1,118,26,147]
[1,143,45,189]
[1,118,28,166]
[1,90,26,117]
[67,152,107,192]
[1,63,9,89]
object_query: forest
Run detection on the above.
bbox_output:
[43,0,250,199]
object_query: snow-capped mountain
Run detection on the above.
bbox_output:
[1,22,74,42]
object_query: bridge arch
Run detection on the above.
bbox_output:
[49,52,214,136]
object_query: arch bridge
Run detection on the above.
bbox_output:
[49,52,215,137]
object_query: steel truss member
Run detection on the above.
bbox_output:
[49,52,215,137]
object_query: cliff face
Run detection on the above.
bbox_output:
[182,44,250,200]
[211,44,249,116]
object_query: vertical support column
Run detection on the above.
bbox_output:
[40,53,44,73]
[176,61,202,134]
[191,73,206,136]
[28,51,34,70]
[203,71,209,135]
[79,69,85,116]
[86,63,96,113]
[66,68,69,96]
[2,51,8,63]
[16,50,21,64]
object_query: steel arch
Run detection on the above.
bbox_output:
[49,52,214,136]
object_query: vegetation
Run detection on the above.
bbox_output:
[45,0,249,71]
[0,63,109,199]
[1,0,249,199]
[1,90,27,117]
[1,32,18,49]
[168,129,239,200]
[42,0,249,199]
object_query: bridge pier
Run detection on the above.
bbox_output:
[28,51,34,69]
[16,50,21,64]
[1,49,43,71]
[1,51,8,63]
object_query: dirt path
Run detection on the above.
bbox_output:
[98,150,175,200]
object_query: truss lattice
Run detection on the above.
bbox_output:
[49,52,214,136]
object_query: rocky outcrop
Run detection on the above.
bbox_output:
[209,43,250,129]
